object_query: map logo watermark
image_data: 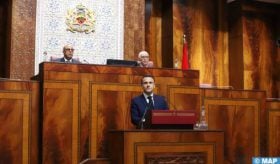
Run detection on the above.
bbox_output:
[253,157,280,164]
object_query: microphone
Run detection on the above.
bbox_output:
[83,59,89,64]
[139,105,148,129]
[43,51,48,61]
[138,102,153,129]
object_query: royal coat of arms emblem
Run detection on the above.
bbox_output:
[66,4,95,34]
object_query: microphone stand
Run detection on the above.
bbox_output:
[139,101,153,130]
[139,105,148,130]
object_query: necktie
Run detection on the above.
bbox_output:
[147,96,154,110]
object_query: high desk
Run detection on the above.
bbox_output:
[38,62,199,163]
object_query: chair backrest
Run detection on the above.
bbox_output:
[50,56,80,62]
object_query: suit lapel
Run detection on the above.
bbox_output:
[140,94,148,107]
[153,95,158,109]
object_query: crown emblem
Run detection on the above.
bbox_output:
[66,4,95,34]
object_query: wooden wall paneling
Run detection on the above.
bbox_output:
[28,81,40,164]
[145,75,199,98]
[275,15,280,98]
[205,98,259,164]
[42,81,80,164]
[145,0,152,52]
[145,0,163,67]
[243,11,276,97]
[41,72,105,163]
[172,0,228,86]
[0,80,39,164]
[216,0,229,87]
[161,0,173,68]
[274,47,280,97]
[266,100,280,156]
[124,0,145,60]
[202,88,266,164]
[0,93,30,163]
[229,1,280,97]
[229,1,244,89]
[146,0,174,68]
[42,68,199,100]
[168,86,201,112]
[109,130,224,164]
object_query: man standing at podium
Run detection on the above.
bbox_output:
[130,75,168,127]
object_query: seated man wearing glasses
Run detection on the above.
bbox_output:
[52,44,81,63]
[137,50,154,67]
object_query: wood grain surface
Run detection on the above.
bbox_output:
[108,130,224,164]
[0,80,40,164]
[266,100,280,156]
[40,63,199,163]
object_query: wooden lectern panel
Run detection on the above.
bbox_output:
[108,130,224,164]
[266,100,280,156]
[0,80,39,164]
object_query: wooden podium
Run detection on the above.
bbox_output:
[108,130,224,164]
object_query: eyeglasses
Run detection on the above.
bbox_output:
[142,81,154,84]
[65,48,75,51]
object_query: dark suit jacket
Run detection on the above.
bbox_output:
[52,57,81,64]
[130,94,168,126]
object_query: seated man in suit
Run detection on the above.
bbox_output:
[52,44,80,63]
[130,75,168,127]
[137,51,154,67]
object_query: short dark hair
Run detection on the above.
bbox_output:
[141,74,155,84]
